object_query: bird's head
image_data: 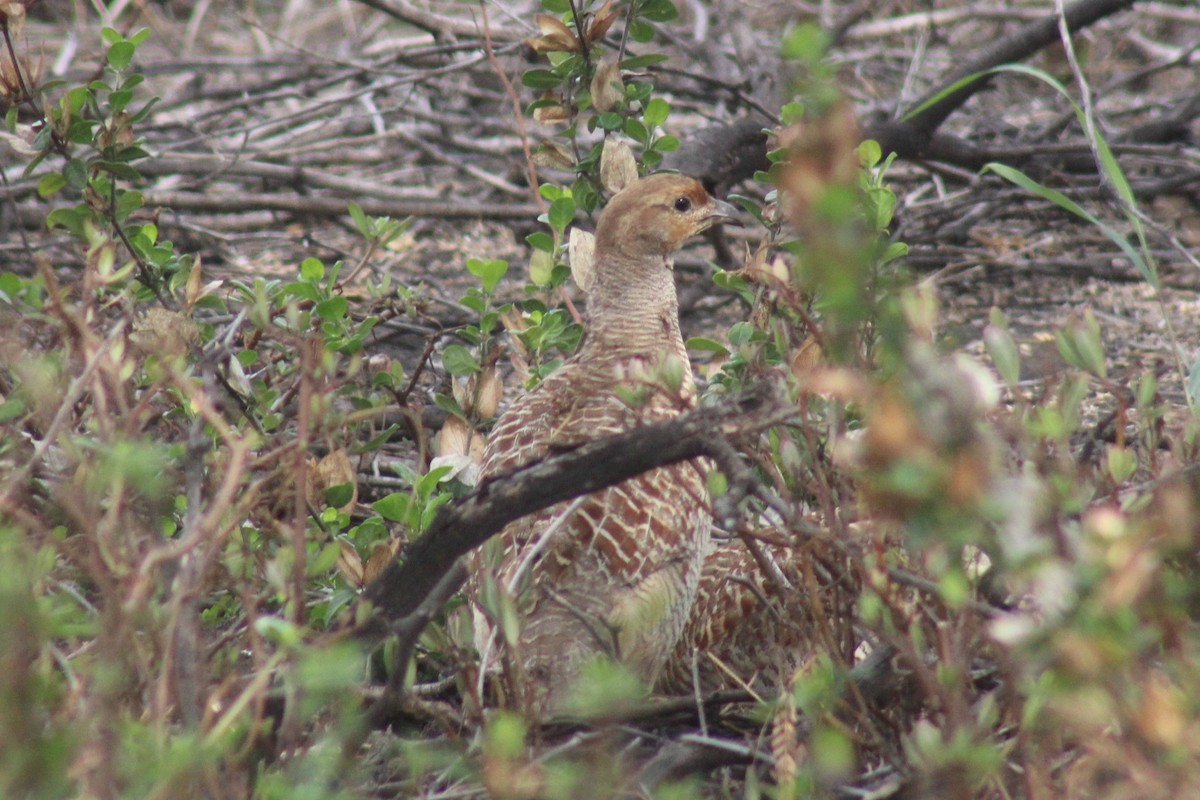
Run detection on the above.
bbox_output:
[594,173,739,261]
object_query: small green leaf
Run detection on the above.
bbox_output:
[652,134,679,152]
[324,483,355,508]
[858,139,882,168]
[442,344,479,376]
[643,97,669,128]
[417,464,454,499]
[529,249,555,285]
[108,41,136,70]
[37,173,66,198]
[596,111,623,131]
[638,0,678,22]
[619,53,669,70]
[983,324,1021,387]
[781,101,805,125]
[347,202,370,237]
[300,257,325,282]
[547,197,576,233]
[46,206,84,235]
[315,296,349,321]
[64,159,88,189]
[373,492,411,522]
[526,231,554,252]
[480,259,508,293]
[522,69,561,89]
[686,336,729,356]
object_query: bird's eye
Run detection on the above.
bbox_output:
[673,196,692,213]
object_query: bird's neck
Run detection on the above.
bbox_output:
[581,253,687,366]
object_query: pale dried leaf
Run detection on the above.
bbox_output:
[586,0,618,43]
[527,13,579,53]
[568,227,596,293]
[336,538,364,588]
[590,56,623,112]
[437,415,472,457]
[0,128,39,157]
[224,353,252,396]
[307,449,358,511]
[600,138,638,194]
[532,138,575,168]
[429,453,482,487]
[130,308,200,358]
[475,366,503,419]
[363,540,401,586]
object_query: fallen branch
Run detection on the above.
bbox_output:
[356,385,793,656]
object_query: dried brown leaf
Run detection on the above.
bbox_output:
[527,13,580,53]
[568,227,596,293]
[599,138,637,194]
[590,56,624,112]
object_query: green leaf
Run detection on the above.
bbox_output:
[983,324,1021,387]
[652,133,679,152]
[324,483,355,508]
[347,202,370,237]
[596,111,623,131]
[522,69,561,89]
[619,53,669,70]
[96,160,142,181]
[109,88,133,112]
[37,173,66,198]
[108,41,136,71]
[100,27,122,45]
[638,0,678,22]
[63,159,88,189]
[623,117,648,144]
[628,19,654,42]
[442,344,479,376]
[315,296,349,321]
[433,392,467,420]
[46,206,85,235]
[982,162,1152,285]
[643,97,669,128]
[374,492,411,522]
[858,139,882,168]
[547,197,576,233]
[781,101,805,125]
[529,249,555,285]
[526,231,554,252]
[686,336,729,356]
[417,464,454,499]
[480,259,508,293]
[300,257,325,282]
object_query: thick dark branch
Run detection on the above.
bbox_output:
[868,0,1137,157]
[139,190,539,221]
[358,388,788,640]
[667,0,1139,187]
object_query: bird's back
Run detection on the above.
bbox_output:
[471,352,709,714]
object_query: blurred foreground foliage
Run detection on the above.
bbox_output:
[2,4,1200,800]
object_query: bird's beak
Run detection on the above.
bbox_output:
[707,197,741,226]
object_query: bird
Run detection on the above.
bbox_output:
[468,173,738,717]
[656,531,851,696]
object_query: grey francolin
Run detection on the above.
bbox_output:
[469,173,737,716]
[658,531,854,695]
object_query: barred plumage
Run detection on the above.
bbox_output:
[468,174,736,716]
